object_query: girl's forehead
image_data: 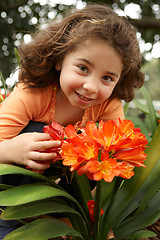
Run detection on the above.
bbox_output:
[64,39,123,74]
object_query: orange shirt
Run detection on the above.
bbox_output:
[0,83,124,139]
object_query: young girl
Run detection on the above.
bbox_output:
[0,4,144,238]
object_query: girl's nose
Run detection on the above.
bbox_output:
[82,77,98,94]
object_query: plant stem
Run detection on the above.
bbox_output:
[93,180,102,240]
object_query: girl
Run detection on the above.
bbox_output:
[0,4,144,238]
[0,4,144,170]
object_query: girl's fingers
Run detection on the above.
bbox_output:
[28,151,57,162]
[31,140,61,151]
[27,159,50,171]
[31,132,53,141]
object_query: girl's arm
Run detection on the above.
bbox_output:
[0,132,61,171]
[0,84,53,139]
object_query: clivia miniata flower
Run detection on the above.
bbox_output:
[87,200,104,223]
[43,121,64,141]
[43,121,64,157]
[42,119,148,182]
[60,119,148,182]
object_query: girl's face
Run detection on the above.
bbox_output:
[56,39,123,109]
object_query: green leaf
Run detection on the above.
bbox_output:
[135,157,160,214]
[134,86,158,134]
[0,71,7,98]
[0,184,13,190]
[114,191,160,239]
[0,182,88,232]
[1,199,90,240]
[114,155,160,228]
[126,230,157,239]
[14,48,20,66]
[101,178,117,211]
[0,164,59,188]
[65,173,92,239]
[93,180,102,240]
[133,99,148,114]
[4,218,83,240]
[1,199,78,219]
[71,173,92,211]
[123,102,129,115]
[133,99,160,119]
[0,184,77,206]
[66,212,91,240]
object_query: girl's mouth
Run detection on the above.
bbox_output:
[75,91,94,102]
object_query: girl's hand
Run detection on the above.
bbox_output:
[0,132,61,172]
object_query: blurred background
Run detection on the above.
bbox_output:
[0,0,160,102]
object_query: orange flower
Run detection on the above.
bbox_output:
[86,157,120,182]
[40,119,147,183]
[118,163,135,179]
[87,200,104,223]
[61,135,100,172]
[60,141,79,166]
[114,147,147,167]
[41,121,65,161]
[60,119,148,182]
[92,119,147,163]
[43,121,64,141]
[118,119,148,148]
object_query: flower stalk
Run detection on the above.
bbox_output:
[93,180,102,240]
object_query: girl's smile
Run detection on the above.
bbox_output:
[56,38,123,109]
[75,91,95,103]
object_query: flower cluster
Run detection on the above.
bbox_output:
[60,119,148,182]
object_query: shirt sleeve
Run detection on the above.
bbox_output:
[0,84,53,139]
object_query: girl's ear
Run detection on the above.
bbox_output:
[55,61,62,71]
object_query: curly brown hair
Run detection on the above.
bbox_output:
[18,4,144,102]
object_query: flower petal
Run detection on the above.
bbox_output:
[65,124,77,138]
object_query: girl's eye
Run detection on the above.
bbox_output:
[102,76,113,82]
[78,65,88,73]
